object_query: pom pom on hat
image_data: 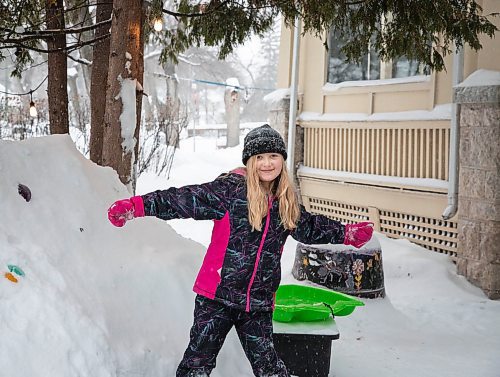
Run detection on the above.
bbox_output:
[242,124,287,165]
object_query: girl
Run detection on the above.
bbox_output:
[108,124,373,377]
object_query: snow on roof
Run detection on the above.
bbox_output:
[457,69,500,87]
[263,88,290,105]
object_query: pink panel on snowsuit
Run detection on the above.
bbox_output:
[193,212,230,299]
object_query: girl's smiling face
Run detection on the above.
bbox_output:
[255,153,283,189]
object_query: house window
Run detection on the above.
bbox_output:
[392,56,429,78]
[327,28,428,84]
[327,28,380,83]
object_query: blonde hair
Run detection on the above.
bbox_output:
[245,156,300,231]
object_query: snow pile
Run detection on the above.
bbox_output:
[0,135,247,376]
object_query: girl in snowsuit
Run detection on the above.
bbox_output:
[108,124,373,377]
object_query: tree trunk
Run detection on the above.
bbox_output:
[46,0,69,135]
[89,0,112,165]
[131,6,145,193]
[102,0,144,190]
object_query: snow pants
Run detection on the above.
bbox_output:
[176,295,289,377]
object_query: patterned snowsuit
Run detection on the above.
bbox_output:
[141,171,345,376]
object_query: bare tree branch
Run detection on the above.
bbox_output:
[68,53,91,65]
[1,33,109,54]
[0,18,111,43]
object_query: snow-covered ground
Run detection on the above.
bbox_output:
[1,134,499,377]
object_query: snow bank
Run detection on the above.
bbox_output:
[0,135,247,376]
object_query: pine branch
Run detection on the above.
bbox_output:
[162,0,230,18]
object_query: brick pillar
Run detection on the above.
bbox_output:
[455,81,500,299]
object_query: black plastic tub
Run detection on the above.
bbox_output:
[274,331,339,377]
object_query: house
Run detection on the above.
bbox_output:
[269,0,500,298]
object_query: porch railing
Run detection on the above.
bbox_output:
[302,121,450,180]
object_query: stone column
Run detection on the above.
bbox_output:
[455,80,500,299]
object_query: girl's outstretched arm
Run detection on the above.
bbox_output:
[141,177,229,221]
[291,206,346,245]
[108,174,233,227]
[291,207,374,248]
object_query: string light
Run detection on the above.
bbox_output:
[153,18,163,32]
[0,76,47,118]
[29,91,37,118]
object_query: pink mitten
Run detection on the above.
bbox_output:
[107,196,145,227]
[344,221,374,248]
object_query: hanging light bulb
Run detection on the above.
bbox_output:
[29,91,37,118]
[29,101,37,117]
[153,18,163,32]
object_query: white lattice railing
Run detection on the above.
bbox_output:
[303,122,450,180]
[307,196,458,256]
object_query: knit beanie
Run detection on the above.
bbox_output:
[242,124,287,165]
